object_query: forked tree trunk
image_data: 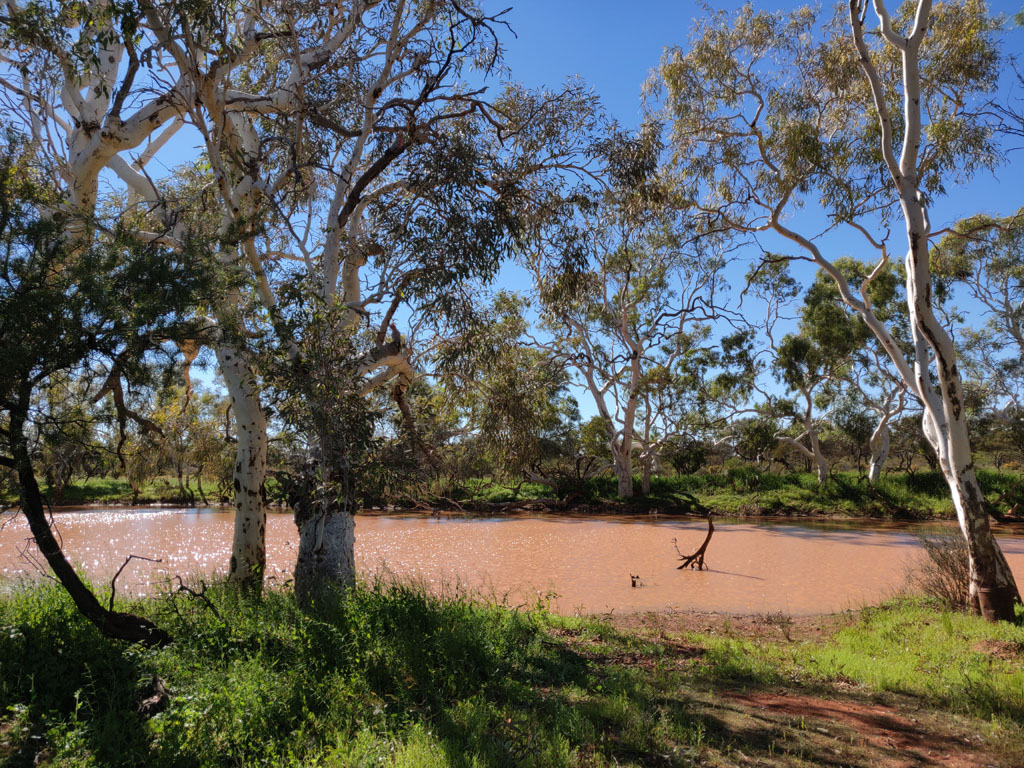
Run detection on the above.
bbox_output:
[779,421,828,485]
[217,343,268,592]
[867,418,891,486]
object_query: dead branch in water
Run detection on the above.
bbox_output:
[674,515,714,570]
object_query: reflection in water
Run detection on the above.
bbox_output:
[2,508,1024,616]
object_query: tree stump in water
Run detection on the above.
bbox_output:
[675,515,714,570]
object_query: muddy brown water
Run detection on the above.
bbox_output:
[3,508,1024,616]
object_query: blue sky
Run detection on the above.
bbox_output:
[487,1,1024,420]
[173,1,1024,420]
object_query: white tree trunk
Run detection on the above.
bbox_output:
[217,343,268,591]
[611,445,634,499]
[808,428,828,485]
[294,504,356,603]
[839,0,1023,620]
[867,418,890,485]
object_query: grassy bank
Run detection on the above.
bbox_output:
[0,476,221,507]
[2,582,1024,766]
[0,477,284,508]
[460,467,1024,519]
[7,469,1024,519]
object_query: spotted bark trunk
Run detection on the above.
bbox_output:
[905,196,1019,620]
[217,344,268,592]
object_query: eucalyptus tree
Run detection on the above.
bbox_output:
[0,0,204,459]
[432,292,579,488]
[804,259,910,484]
[654,0,1020,618]
[527,168,730,498]
[0,134,214,643]
[741,261,844,484]
[137,0,602,598]
[0,0,192,227]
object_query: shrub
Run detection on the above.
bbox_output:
[904,530,970,610]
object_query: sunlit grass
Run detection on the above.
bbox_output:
[3,581,1024,766]
[7,468,1024,520]
[450,468,1024,520]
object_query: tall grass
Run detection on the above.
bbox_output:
[0,580,707,767]
[3,583,1024,766]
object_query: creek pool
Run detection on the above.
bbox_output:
[3,507,1023,615]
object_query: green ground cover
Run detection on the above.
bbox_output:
[460,468,1024,519]
[1,582,1023,767]
[0,477,283,508]
[6,468,1024,519]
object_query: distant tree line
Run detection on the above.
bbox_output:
[2,0,1024,625]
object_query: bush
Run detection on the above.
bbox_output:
[904,530,970,610]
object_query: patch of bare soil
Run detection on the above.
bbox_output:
[972,639,1024,661]
[606,607,857,643]
[721,690,1001,768]
[553,612,1019,767]
[549,625,705,670]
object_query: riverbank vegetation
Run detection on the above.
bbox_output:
[2,0,1024,614]
[9,467,1024,523]
[2,0,1024,762]
[1,581,1023,767]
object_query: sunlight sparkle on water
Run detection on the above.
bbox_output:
[3,508,1024,615]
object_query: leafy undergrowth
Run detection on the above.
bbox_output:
[450,468,1024,519]
[9,469,1024,520]
[0,477,286,508]
[2,584,1024,767]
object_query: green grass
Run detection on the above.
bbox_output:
[9,468,1024,519]
[686,596,1024,720]
[0,476,211,507]
[448,468,1024,519]
[2,581,1024,767]
[0,476,264,507]
[0,580,707,767]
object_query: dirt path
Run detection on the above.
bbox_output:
[551,609,1019,767]
[717,690,999,767]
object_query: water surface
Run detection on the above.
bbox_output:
[3,508,1023,615]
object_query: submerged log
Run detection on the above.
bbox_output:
[675,515,714,571]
